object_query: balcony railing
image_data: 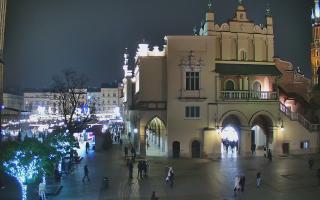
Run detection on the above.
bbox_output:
[280,102,320,132]
[220,91,278,101]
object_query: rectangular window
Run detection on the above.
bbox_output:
[300,140,310,149]
[185,71,200,91]
[185,106,200,119]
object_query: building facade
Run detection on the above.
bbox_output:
[122,1,320,158]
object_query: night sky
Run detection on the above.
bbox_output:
[3,0,313,89]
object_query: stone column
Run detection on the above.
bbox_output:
[139,125,146,157]
[203,129,221,158]
[240,127,251,156]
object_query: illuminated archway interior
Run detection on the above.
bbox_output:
[221,126,239,142]
[221,125,239,158]
[145,117,167,156]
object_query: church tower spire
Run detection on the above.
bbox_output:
[203,0,215,36]
[311,0,320,86]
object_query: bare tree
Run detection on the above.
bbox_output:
[52,69,91,134]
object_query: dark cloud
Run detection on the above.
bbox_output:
[3,0,313,89]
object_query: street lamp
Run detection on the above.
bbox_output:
[0,104,5,143]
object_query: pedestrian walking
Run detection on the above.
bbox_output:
[256,172,261,188]
[308,157,314,170]
[85,141,90,154]
[137,161,143,179]
[128,160,134,179]
[267,149,272,162]
[124,146,128,159]
[151,191,158,200]
[240,175,246,192]
[234,176,240,194]
[169,168,174,188]
[38,181,46,200]
[263,145,267,158]
[142,160,149,177]
[317,168,320,186]
[251,144,256,155]
[82,165,90,182]
[131,147,136,162]
[165,167,172,183]
[120,139,123,146]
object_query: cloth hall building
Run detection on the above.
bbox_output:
[122,1,320,158]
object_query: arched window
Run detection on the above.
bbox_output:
[253,81,261,91]
[225,80,235,91]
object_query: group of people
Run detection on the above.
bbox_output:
[137,160,149,178]
[124,145,136,162]
[222,139,238,153]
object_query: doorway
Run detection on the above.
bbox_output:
[172,141,180,158]
[191,140,200,158]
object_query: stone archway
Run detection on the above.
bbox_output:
[250,113,274,156]
[145,116,167,157]
[220,114,242,158]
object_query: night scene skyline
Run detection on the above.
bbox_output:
[4,0,313,89]
[3,1,320,200]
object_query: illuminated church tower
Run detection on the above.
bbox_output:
[0,0,6,104]
[311,0,320,86]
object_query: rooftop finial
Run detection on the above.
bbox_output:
[239,0,243,5]
[266,3,271,17]
[208,0,212,11]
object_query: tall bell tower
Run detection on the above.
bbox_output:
[0,0,7,105]
[311,0,320,86]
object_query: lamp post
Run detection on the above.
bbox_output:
[0,104,4,144]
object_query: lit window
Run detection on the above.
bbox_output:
[185,106,200,119]
[300,140,310,149]
[186,72,200,90]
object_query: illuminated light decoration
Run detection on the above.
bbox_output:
[37,106,45,115]
[133,128,138,134]
[3,151,43,200]
[102,124,109,133]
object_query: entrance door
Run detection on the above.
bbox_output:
[172,141,180,158]
[282,143,290,155]
[191,140,200,158]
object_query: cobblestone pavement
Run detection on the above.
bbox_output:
[2,143,320,200]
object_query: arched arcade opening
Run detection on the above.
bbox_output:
[145,117,167,157]
[220,114,242,158]
[250,114,274,156]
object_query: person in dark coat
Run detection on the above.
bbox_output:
[128,160,133,179]
[124,146,128,159]
[169,169,174,188]
[82,165,90,182]
[85,142,90,154]
[151,191,158,200]
[308,157,314,170]
[240,175,246,192]
[137,161,143,179]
